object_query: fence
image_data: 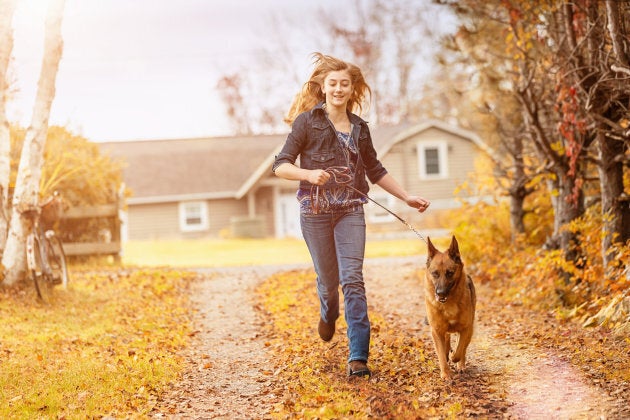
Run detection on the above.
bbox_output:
[59,203,121,258]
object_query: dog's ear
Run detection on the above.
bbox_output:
[448,235,462,264]
[427,236,438,264]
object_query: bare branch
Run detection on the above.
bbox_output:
[611,64,630,76]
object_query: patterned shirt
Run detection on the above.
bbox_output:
[297,131,367,214]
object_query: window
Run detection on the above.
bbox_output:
[417,141,448,179]
[179,201,209,232]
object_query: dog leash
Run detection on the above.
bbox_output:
[310,166,428,244]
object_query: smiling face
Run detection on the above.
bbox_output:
[322,70,353,110]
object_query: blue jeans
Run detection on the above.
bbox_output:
[300,206,370,363]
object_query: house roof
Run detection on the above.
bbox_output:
[99,135,284,204]
[376,119,495,157]
[99,120,490,204]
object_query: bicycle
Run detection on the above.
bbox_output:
[22,192,69,302]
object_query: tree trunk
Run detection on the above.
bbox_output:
[597,129,627,269]
[0,0,18,256]
[1,0,65,286]
[600,0,630,273]
[508,134,526,241]
[605,0,628,65]
[556,173,584,263]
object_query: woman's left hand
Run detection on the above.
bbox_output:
[406,196,430,213]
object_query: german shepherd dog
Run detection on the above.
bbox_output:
[425,236,476,379]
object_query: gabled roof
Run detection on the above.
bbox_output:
[99,135,284,204]
[376,119,494,157]
[99,120,490,204]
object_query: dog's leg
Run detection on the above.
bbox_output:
[451,327,473,372]
[445,332,452,361]
[431,328,452,379]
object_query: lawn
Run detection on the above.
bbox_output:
[0,235,446,417]
[0,268,195,418]
[121,237,438,267]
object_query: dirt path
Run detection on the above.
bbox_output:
[363,257,615,419]
[151,264,306,419]
[152,258,625,419]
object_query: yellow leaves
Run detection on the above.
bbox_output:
[0,267,196,418]
[256,268,507,418]
[10,125,124,205]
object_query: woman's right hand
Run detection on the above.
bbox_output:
[307,169,331,185]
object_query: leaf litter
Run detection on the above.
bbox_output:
[151,257,629,419]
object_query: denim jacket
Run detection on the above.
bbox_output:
[272,102,388,196]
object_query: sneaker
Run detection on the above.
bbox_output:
[317,317,335,342]
[348,360,371,378]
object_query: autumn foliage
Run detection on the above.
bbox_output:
[448,195,630,336]
[255,269,510,418]
[9,125,124,206]
[6,125,125,249]
[0,268,195,418]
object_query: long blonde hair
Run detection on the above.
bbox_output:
[284,52,371,125]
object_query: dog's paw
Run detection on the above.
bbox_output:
[439,368,453,380]
[456,361,466,372]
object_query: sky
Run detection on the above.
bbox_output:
[7,0,339,142]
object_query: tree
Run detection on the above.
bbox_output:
[0,0,18,254]
[215,0,455,131]
[216,73,252,135]
[513,1,591,261]
[439,0,629,275]
[590,0,630,269]
[442,5,537,241]
[2,0,66,286]
[7,125,125,207]
[319,0,451,124]
[537,0,629,269]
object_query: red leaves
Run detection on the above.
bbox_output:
[554,81,587,206]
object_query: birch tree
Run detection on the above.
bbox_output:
[0,0,18,255]
[2,0,66,286]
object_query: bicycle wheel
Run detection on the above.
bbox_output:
[27,234,51,302]
[45,233,69,289]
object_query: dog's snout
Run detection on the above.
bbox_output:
[436,288,449,303]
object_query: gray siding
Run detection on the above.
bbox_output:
[255,186,276,236]
[367,128,484,233]
[208,199,248,236]
[127,198,250,240]
[128,203,180,240]
[377,129,480,201]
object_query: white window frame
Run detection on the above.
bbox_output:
[178,201,209,232]
[367,191,396,223]
[417,141,448,180]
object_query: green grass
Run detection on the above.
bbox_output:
[121,237,440,267]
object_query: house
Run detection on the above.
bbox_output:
[99,120,491,241]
